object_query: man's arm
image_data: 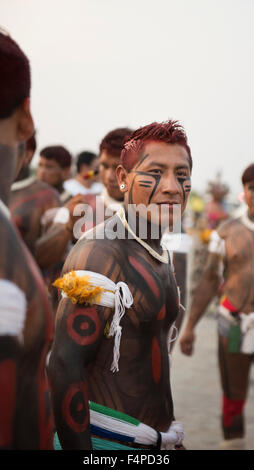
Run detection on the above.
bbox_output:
[48,240,115,450]
[179,251,221,355]
[35,194,90,269]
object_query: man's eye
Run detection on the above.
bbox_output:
[149,169,162,174]
[177,172,188,178]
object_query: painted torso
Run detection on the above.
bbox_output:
[62,217,179,432]
[219,217,254,312]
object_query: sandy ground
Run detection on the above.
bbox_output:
[170,312,254,450]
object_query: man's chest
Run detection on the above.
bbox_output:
[125,254,179,326]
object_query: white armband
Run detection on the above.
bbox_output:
[53,207,70,224]
[0,279,26,342]
[208,230,226,257]
[54,270,133,373]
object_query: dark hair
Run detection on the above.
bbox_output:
[242,163,254,185]
[0,30,31,119]
[40,145,72,169]
[121,120,192,171]
[76,151,97,173]
[99,127,133,158]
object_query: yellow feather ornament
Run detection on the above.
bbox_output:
[53,271,105,305]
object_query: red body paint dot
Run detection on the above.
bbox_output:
[151,337,161,384]
[80,322,89,331]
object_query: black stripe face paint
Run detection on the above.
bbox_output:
[129,164,162,205]
[177,176,191,203]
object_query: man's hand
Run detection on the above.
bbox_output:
[179,327,195,356]
[65,194,89,233]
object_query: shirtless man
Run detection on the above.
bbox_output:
[48,120,192,450]
[10,134,60,255]
[0,30,54,449]
[180,163,254,449]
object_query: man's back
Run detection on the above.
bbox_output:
[0,205,54,449]
[9,178,60,254]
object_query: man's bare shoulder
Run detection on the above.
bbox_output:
[30,180,60,201]
[63,221,124,280]
[216,217,242,239]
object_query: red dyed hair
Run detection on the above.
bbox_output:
[0,29,31,119]
[242,163,254,185]
[120,120,192,171]
[99,127,133,158]
[40,145,72,169]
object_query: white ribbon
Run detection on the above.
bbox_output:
[240,312,254,354]
[0,279,26,342]
[208,230,226,256]
[61,270,133,372]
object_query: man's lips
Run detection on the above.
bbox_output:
[156,201,181,205]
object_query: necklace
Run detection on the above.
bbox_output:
[116,207,169,264]
[241,212,254,231]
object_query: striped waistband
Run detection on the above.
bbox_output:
[89,401,184,450]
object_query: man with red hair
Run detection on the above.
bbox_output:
[180,163,254,449]
[49,120,192,450]
[0,29,54,449]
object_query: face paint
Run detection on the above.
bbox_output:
[177,176,191,203]
[128,154,162,205]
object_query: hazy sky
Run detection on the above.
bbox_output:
[2,0,254,197]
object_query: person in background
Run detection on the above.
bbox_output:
[0,28,54,449]
[180,163,254,450]
[10,134,60,255]
[37,145,72,201]
[35,127,133,271]
[63,150,103,198]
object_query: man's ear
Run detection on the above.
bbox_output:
[116,165,128,192]
[16,98,34,142]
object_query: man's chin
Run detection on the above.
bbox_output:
[106,187,123,201]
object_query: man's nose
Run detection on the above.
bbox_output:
[160,173,180,194]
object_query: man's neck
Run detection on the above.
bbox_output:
[55,182,64,194]
[124,206,163,252]
[0,143,17,205]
